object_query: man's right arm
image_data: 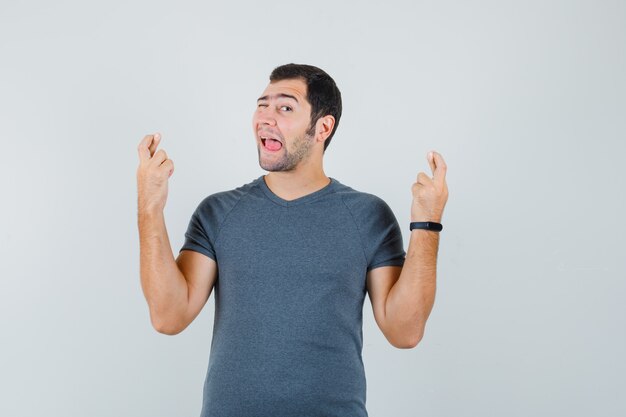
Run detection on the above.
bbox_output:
[138,210,218,335]
[136,132,217,334]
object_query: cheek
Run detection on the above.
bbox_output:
[251,114,259,132]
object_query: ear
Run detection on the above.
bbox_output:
[315,115,335,144]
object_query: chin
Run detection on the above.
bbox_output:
[259,160,293,172]
[258,159,276,172]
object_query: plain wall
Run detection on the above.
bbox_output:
[0,0,624,416]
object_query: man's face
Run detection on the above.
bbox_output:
[252,78,317,172]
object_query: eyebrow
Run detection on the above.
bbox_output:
[257,93,299,103]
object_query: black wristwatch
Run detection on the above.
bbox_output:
[409,222,443,232]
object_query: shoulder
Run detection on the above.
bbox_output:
[194,176,261,218]
[334,181,394,218]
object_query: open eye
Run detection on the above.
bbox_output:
[280,105,292,111]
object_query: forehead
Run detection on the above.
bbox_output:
[259,78,309,105]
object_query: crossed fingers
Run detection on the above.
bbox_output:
[417,151,447,186]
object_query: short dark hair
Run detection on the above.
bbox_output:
[269,63,342,153]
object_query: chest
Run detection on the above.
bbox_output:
[214,201,367,293]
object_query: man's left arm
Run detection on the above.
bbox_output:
[366,151,448,349]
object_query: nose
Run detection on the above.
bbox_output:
[255,106,277,126]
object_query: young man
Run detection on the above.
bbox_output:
[137,63,448,417]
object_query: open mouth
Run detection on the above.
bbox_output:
[261,137,283,152]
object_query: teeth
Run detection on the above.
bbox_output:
[262,137,281,145]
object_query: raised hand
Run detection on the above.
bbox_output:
[136,133,174,213]
[411,151,448,223]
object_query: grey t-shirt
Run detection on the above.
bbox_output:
[180,175,406,417]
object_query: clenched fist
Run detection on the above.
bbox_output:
[411,151,448,223]
[136,133,174,213]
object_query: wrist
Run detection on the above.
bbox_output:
[411,217,441,223]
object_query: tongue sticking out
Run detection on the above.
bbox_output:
[265,138,282,151]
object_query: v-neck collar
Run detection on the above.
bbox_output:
[257,175,337,207]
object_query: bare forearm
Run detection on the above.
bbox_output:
[385,229,439,345]
[138,210,188,333]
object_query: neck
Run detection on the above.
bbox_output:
[264,160,330,201]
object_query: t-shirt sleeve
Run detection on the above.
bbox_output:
[344,193,406,272]
[362,196,406,271]
[179,197,217,261]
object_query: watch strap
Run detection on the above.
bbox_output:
[410,221,443,232]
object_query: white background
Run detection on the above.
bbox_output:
[1,0,624,416]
